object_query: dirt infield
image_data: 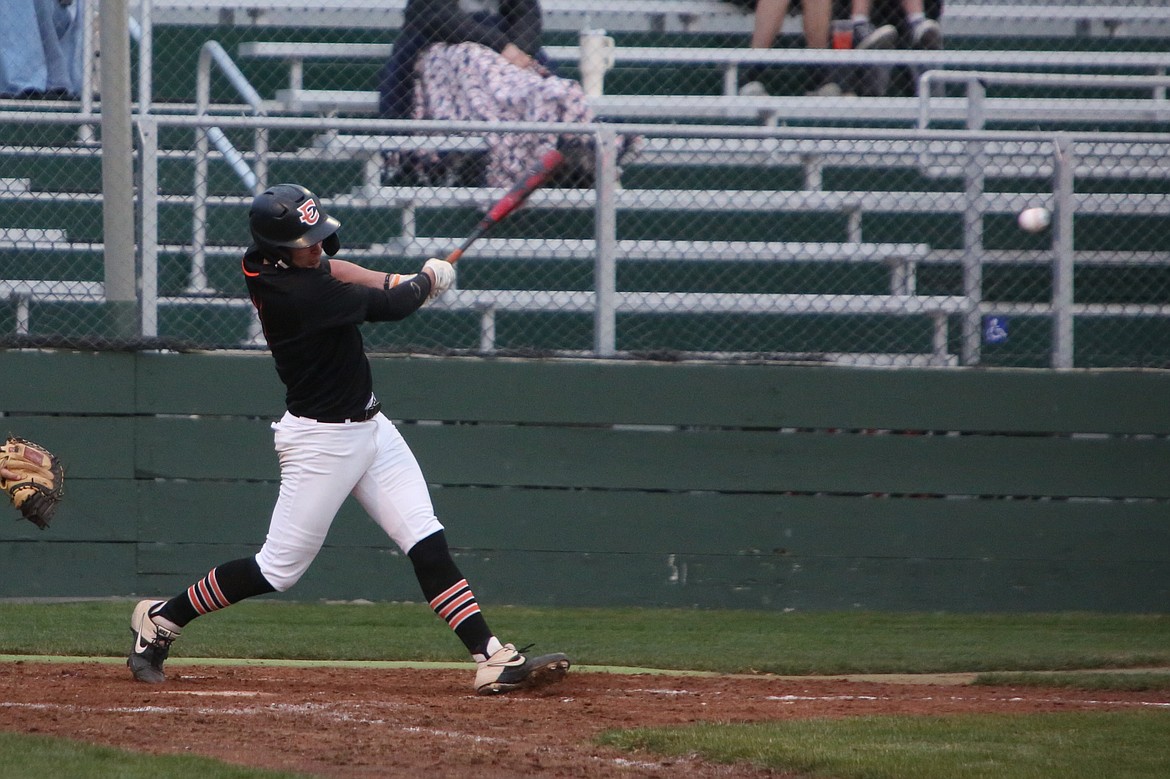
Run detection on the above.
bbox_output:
[1,661,1167,778]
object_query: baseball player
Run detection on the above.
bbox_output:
[127,183,569,695]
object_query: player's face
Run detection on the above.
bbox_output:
[288,242,323,269]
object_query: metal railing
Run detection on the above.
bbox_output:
[189,40,268,294]
[7,9,1170,367]
[5,110,1169,367]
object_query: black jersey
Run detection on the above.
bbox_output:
[242,250,432,421]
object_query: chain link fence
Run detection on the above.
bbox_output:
[2,1,1170,367]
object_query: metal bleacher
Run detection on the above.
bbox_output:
[129,0,1170,38]
[239,40,1170,124]
[4,2,1170,365]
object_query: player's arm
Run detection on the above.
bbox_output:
[328,259,399,289]
[329,258,453,297]
[325,258,454,322]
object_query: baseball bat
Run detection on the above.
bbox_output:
[445,148,565,265]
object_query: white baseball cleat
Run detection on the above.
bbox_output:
[127,599,180,684]
[474,643,570,695]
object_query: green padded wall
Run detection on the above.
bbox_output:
[1,350,1167,611]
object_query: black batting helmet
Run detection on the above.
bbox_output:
[249,183,341,259]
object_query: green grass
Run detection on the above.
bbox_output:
[974,671,1170,692]
[0,733,308,779]
[3,603,1169,778]
[2,602,1169,675]
[596,711,1170,779]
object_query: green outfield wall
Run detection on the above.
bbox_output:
[1,350,1167,612]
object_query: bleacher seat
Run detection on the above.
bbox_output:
[3,1,1169,365]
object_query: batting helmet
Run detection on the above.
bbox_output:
[249,183,341,259]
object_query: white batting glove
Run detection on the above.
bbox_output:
[423,258,456,299]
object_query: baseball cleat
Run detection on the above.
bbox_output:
[128,599,180,684]
[474,643,570,695]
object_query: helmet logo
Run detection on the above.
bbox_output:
[296,199,320,226]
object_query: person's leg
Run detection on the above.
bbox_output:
[355,414,569,694]
[128,412,371,682]
[901,0,942,49]
[510,62,599,188]
[800,0,841,95]
[738,0,790,95]
[415,42,547,188]
[850,0,898,49]
[0,0,48,96]
[129,557,276,683]
[352,415,492,658]
[845,0,897,96]
[750,0,792,49]
[801,0,832,48]
[416,42,597,189]
[42,0,83,96]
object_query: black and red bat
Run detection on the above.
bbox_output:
[445,148,564,265]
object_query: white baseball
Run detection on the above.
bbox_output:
[1018,207,1052,233]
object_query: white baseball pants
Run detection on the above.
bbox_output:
[255,411,444,591]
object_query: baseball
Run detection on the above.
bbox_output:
[1018,207,1052,233]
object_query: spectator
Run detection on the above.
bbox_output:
[850,0,941,52]
[0,0,85,99]
[377,0,627,188]
[731,0,897,98]
[849,0,944,97]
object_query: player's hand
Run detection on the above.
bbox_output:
[501,43,534,70]
[422,258,456,299]
[0,466,18,481]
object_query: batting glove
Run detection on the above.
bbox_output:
[423,258,456,299]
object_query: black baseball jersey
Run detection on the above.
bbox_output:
[242,250,433,421]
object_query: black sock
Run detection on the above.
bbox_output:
[155,556,275,628]
[409,530,493,657]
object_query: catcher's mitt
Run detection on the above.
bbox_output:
[1,436,65,529]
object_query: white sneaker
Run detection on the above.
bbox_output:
[737,80,768,97]
[807,81,844,97]
[911,19,943,50]
[474,643,570,695]
[854,22,898,50]
[127,599,180,684]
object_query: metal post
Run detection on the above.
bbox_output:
[78,0,97,144]
[965,77,986,132]
[593,126,619,356]
[960,77,987,365]
[100,0,138,339]
[1051,134,1075,368]
[137,0,152,113]
[253,126,269,193]
[188,41,267,293]
[137,117,159,338]
[723,64,738,96]
[189,46,214,294]
[479,309,497,353]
